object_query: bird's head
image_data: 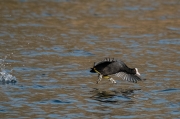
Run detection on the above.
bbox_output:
[90,68,96,73]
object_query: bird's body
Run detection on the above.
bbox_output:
[90,58,142,84]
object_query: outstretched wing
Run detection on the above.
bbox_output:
[94,58,116,66]
[115,72,142,83]
[93,58,134,76]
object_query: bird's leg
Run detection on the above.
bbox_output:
[108,77,116,84]
[97,74,102,84]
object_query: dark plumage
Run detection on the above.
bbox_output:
[90,58,142,84]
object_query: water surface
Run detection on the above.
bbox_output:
[0,0,180,118]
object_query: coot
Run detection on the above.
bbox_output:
[90,58,142,84]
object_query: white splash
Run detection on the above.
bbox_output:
[0,58,17,83]
[0,71,17,83]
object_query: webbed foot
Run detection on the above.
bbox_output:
[97,74,102,84]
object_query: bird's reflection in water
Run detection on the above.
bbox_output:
[90,88,141,103]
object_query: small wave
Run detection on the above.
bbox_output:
[0,71,17,84]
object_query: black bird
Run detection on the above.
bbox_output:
[90,58,142,84]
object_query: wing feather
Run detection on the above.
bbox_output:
[115,72,142,83]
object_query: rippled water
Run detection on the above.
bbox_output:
[0,0,180,118]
